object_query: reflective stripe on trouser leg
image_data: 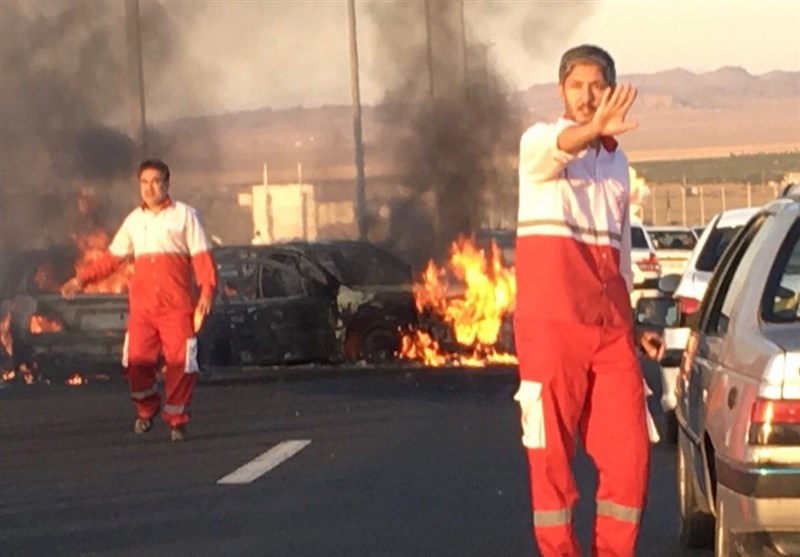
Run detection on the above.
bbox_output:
[158,311,197,427]
[581,326,650,557]
[515,320,599,557]
[596,500,641,524]
[125,313,162,419]
[533,507,573,527]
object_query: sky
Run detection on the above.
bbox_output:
[168,0,800,117]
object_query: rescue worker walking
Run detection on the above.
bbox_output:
[61,159,217,442]
[513,45,664,556]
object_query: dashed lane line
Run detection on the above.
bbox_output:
[217,439,312,485]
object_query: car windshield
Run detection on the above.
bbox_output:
[695,225,743,272]
[631,227,649,249]
[648,230,696,250]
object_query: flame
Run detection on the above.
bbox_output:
[2,370,14,382]
[29,314,63,334]
[399,237,517,367]
[19,363,35,384]
[66,373,86,386]
[73,229,133,294]
[1,311,13,358]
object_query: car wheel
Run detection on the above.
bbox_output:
[664,409,679,445]
[714,490,740,557]
[677,429,714,549]
[344,323,400,362]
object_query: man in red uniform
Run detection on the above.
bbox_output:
[62,159,217,442]
[514,45,664,556]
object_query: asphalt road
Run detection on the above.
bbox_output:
[0,362,711,557]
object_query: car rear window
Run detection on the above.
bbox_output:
[763,221,800,323]
[631,227,649,249]
[695,226,743,272]
[648,230,696,250]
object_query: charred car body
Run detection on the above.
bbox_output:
[0,241,417,377]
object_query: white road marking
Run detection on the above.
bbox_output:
[217,439,312,485]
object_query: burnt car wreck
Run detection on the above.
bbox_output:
[0,241,417,379]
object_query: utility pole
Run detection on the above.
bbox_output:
[424,0,435,98]
[460,0,469,100]
[125,0,147,159]
[347,0,367,240]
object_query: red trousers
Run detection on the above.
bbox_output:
[514,320,650,557]
[123,309,198,427]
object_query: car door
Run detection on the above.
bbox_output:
[256,259,337,363]
[688,214,774,438]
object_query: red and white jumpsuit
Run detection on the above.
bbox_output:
[514,118,652,557]
[79,198,217,427]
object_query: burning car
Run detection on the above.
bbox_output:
[0,241,418,380]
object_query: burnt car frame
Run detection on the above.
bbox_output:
[1,241,417,378]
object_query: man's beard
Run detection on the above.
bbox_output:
[570,105,595,124]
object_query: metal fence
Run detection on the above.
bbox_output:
[643,182,783,227]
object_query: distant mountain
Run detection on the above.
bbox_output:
[160,66,800,187]
[515,66,800,112]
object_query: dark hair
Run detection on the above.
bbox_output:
[559,44,616,86]
[137,159,170,182]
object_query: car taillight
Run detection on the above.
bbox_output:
[751,398,800,424]
[636,253,661,273]
[675,296,700,315]
[749,397,800,445]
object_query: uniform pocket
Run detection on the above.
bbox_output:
[643,378,660,443]
[514,380,546,449]
[185,336,199,373]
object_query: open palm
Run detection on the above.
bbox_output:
[593,84,638,136]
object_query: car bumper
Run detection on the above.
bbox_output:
[718,484,800,534]
[716,456,800,533]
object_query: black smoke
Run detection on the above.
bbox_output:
[0,1,217,254]
[366,1,523,269]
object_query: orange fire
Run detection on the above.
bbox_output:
[29,314,64,334]
[1,311,13,358]
[399,237,517,366]
[66,373,86,386]
[1,370,14,382]
[73,229,133,294]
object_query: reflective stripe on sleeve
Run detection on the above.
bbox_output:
[596,500,642,523]
[533,507,572,527]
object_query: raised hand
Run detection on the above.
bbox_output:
[592,83,639,137]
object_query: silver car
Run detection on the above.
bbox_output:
[671,185,799,556]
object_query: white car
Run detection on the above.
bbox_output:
[659,207,760,440]
[630,222,661,307]
[646,225,697,276]
[674,207,761,305]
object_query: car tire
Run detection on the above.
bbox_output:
[677,429,714,549]
[664,409,679,445]
[344,323,400,362]
[714,489,740,557]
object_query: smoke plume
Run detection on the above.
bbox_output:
[0,1,218,255]
[366,1,523,269]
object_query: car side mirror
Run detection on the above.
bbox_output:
[635,297,681,328]
[657,274,682,295]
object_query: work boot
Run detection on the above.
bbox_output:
[170,425,186,443]
[134,417,153,434]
